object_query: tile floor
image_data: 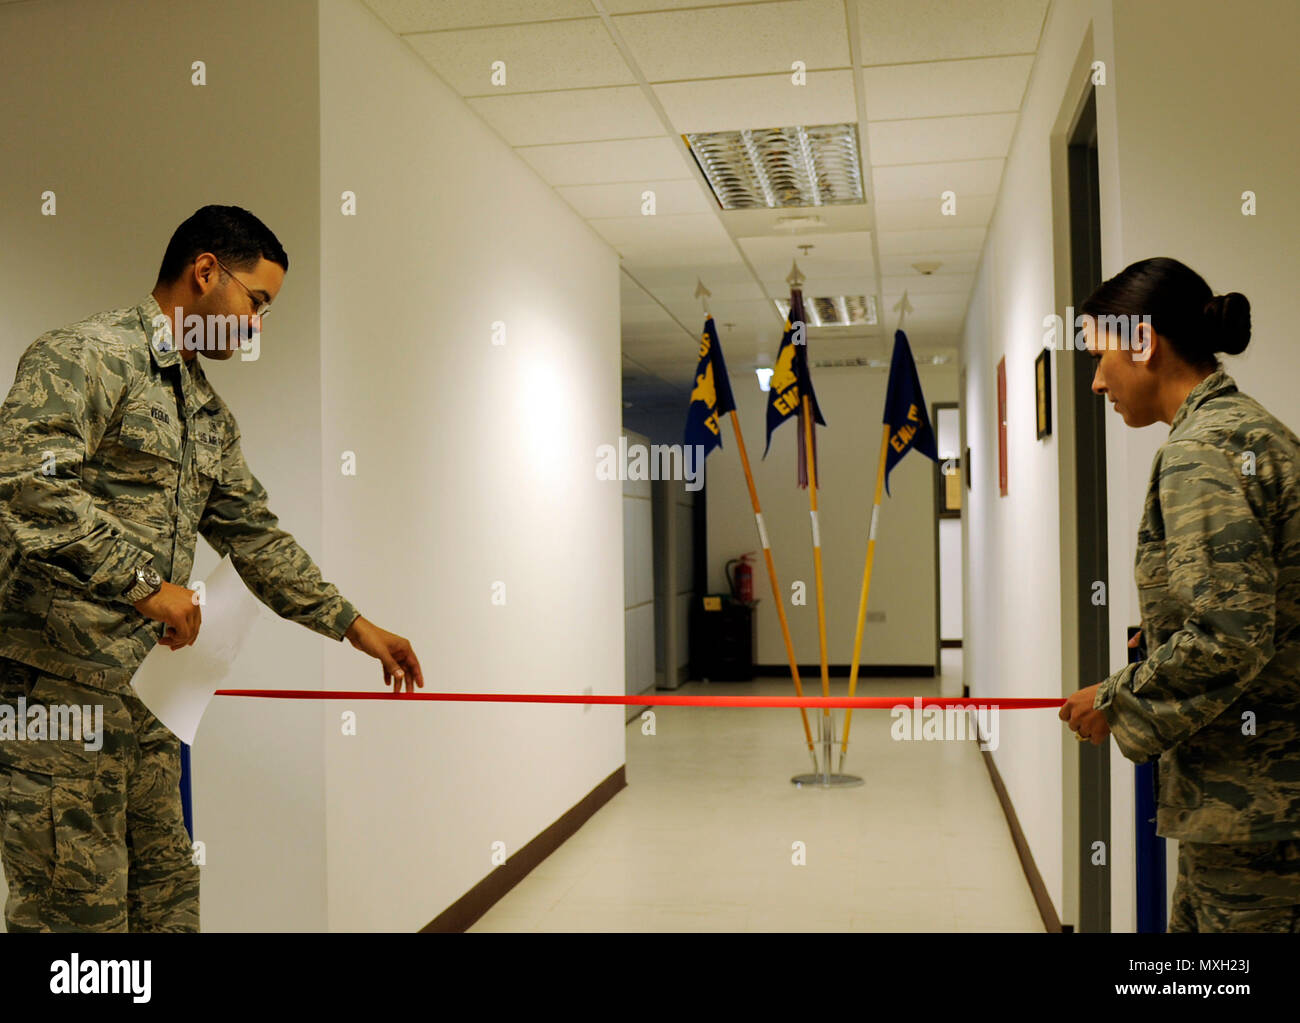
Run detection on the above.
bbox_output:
[470,650,1045,932]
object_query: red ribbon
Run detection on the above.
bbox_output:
[214,690,1065,709]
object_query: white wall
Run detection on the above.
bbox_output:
[962,0,1300,931]
[317,0,624,931]
[0,0,329,931]
[706,364,957,669]
[963,0,1124,932]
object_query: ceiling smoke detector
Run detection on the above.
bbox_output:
[912,261,941,276]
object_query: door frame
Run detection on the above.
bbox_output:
[1050,27,1110,933]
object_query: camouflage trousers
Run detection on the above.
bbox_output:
[1169,838,1300,933]
[0,656,199,932]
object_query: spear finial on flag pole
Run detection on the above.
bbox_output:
[786,259,805,288]
[695,278,712,315]
[893,290,913,332]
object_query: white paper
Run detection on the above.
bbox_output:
[131,556,262,744]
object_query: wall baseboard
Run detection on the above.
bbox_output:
[752,664,936,678]
[420,765,627,933]
[979,748,1062,933]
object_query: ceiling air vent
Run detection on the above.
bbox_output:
[685,123,863,209]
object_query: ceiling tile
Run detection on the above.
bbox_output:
[364,0,592,33]
[591,212,733,249]
[879,250,980,276]
[720,203,873,236]
[872,158,1005,202]
[855,0,1048,65]
[739,230,875,280]
[868,113,1017,165]
[873,194,996,230]
[624,263,757,291]
[642,281,768,305]
[405,20,633,95]
[602,0,758,11]
[884,290,969,312]
[556,179,712,217]
[613,0,850,81]
[876,227,987,255]
[517,137,692,185]
[881,272,975,295]
[467,87,663,145]
[654,70,857,134]
[862,55,1033,120]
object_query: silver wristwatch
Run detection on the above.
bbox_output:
[122,564,163,603]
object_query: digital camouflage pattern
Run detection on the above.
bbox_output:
[0,293,360,691]
[0,294,360,931]
[1096,368,1300,843]
[0,658,198,931]
[1168,839,1300,932]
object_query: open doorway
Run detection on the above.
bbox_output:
[933,402,963,655]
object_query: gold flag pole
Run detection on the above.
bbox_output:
[781,262,860,787]
[839,291,913,773]
[839,424,891,773]
[784,265,832,733]
[801,393,832,729]
[725,408,818,770]
[696,280,816,768]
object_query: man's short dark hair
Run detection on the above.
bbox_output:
[155,205,288,285]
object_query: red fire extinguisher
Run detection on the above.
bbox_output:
[726,553,755,604]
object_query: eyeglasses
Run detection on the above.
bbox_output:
[213,257,272,318]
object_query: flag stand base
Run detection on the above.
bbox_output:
[791,709,863,788]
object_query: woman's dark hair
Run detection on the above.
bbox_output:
[1079,256,1251,367]
[155,205,288,285]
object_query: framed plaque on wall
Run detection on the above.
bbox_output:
[1035,347,1052,439]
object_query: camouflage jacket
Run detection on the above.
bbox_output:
[0,294,360,692]
[1096,368,1300,842]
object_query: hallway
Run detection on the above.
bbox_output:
[472,650,1044,931]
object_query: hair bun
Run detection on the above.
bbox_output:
[1204,292,1251,355]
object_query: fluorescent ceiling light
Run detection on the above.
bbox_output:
[685,123,864,210]
[775,295,877,327]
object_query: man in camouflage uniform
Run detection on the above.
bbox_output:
[1062,324,1300,932]
[0,205,423,932]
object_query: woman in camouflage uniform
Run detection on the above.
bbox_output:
[1061,256,1300,933]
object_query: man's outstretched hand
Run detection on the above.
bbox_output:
[345,615,424,692]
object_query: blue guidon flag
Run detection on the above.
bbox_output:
[883,329,939,495]
[683,315,737,457]
[763,289,826,487]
